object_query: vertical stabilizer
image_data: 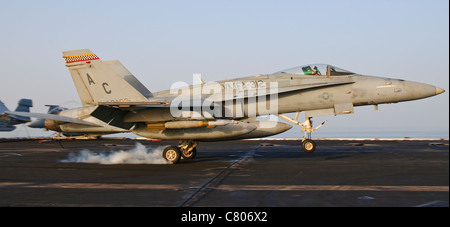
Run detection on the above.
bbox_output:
[63,49,149,106]
[15,99,33,112]
[13,99,33,121]
[105,60,153,98]
[0,99,32,123]
[0,100,8,114]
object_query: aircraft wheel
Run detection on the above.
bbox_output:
[163,146,181,164]
[302,139,316,153]
[181,147,197,160]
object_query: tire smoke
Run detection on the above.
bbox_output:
[60,143,171,164]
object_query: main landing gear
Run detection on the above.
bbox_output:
[162,140,198,164]
[279,113,326,153]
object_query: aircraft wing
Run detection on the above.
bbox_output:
[4,111,100,127]
[96,100,170,107]
[277,81,354,94]
[95,81,354,108]
[217,81,355,101]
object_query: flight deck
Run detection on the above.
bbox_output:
[0,138,448,207]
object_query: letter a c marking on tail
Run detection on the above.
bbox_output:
[102,83,112,94]
[86,73,111,94]
[87,73,95,85]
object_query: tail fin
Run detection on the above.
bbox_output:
[104,60,153,98]
[63,49,150,106]
[15,99,33,112]
[13,99,33,121]
[45,105,61,113]
[1,99,32,122]
[0,100,8,114]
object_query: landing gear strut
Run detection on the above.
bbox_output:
[279,113,326,153]
[300,117,317,153]
[162,140,198,164]
[178,140,198,159]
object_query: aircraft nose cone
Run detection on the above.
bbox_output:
[399,80,443,102]
[435,87,445,95]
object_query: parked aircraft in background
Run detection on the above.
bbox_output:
[0,99,33,131]
[26,105,86,137]
[8,49,445,163]
[26,105,66,129]
[9,103,129,137]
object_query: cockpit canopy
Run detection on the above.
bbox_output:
[277,64,354,76]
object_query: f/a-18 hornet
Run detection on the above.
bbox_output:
[8,49,445,163]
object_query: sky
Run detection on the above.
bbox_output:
[0,0,448,138]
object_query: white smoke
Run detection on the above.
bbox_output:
[61,143,171,165]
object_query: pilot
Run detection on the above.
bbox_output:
[312,66,321,76]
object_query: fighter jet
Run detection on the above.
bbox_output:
[8,49,445,163]
[0,99,33,131]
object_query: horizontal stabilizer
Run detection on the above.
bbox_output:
[5,111,100,127]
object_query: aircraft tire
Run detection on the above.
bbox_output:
[302,139,316,153]
[181,147,197,160]
[163,146,181,164]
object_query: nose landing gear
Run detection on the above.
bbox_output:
[279,113,326,153]
[301,139,316,153]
